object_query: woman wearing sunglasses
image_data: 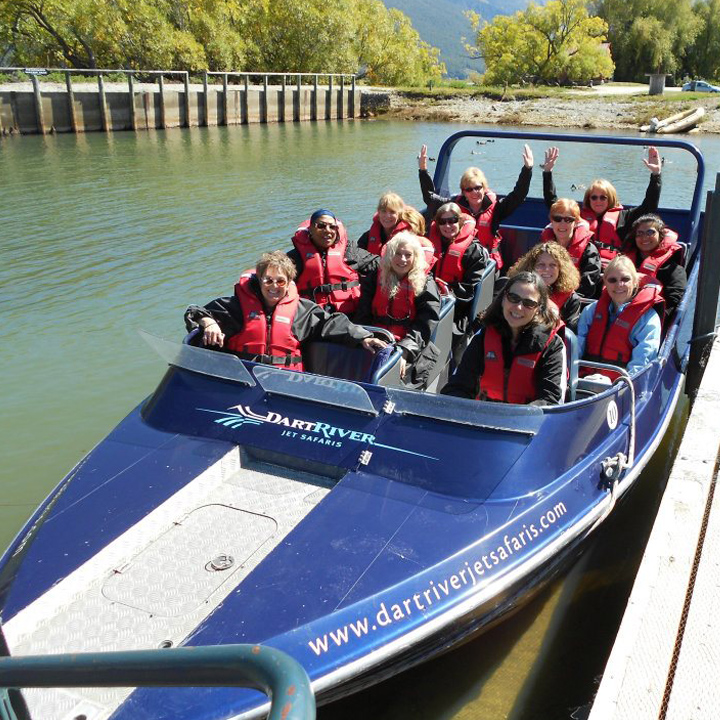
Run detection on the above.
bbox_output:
[441,272,566,405]
[624,214,687,314]
[508,243,582,333]
[577,255,663,377]
[184,251,386,371]
[417,143,534,270]
[355,232,441,385]
[542,145,662,264]
[358,192,421,256]
[539,198,601,298]
[288,209,376,317]
[427,202,491,334]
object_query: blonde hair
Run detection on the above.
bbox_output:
[604,254,639,293]
[460,167,488,192]
[380,232,428,298]
[583,179,619,211]
[377,192,405,213]
[403,207,426,236]
[549,198,581,222]
[508,242,580,294]
[256,250,297,281]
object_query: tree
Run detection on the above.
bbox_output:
[467,0,613,85]
[684,0,720,80]
[593,0,700,81]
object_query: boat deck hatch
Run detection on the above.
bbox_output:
[102,504,276,616]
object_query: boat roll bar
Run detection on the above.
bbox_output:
[0,639,315,720]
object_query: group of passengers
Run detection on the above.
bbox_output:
[185,140,687,406]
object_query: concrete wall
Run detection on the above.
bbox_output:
[0,84,361,135]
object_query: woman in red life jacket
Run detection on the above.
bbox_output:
[440,272,565,405]
[542,145,662,263]
[417,143,534,270]
[355,232,441,384]
[357,192,419,256]
[184,251,386,370]
[428,202,491,334]
[287,209,377,317]
[624,214,687,314]
[539,198,602,298]
[508,243,582,332]
[577,255,663,378]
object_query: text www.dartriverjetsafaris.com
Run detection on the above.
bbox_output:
[308,502,568,657]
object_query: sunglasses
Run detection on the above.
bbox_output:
[590,194,608,201]
[505,291,539,309]
[552,215,575,223]
[463,185,484,193]
[635,228,658,237]
[605,276,632,285]
[261,277,288,287]
[437,216,460,226]
[314,221,338,231]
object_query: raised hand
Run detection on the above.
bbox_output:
[522,143,534,168]
[418,144,428,171]
[542,146,559,171]
[644,146,662,175]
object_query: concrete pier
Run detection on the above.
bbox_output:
[589,335,720,720]
[0,79,360,135]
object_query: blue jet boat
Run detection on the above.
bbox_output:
[0,131,709,719]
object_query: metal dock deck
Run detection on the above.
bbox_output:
[589,336,720,720]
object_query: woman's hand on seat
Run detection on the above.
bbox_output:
[362,337,388,353]
[201,320,225,347]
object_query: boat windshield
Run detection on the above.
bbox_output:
[252,365,377,416]
[140,330,256,386]
[386,386,544,435]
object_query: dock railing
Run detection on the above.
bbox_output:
[0,67,358,134]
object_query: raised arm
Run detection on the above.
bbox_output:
[542,146,560,208]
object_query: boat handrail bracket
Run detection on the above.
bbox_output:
[252,365,379,416]
[0,643,315,720]
[140,330,256,386]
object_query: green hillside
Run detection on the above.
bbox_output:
[387,0,542,79]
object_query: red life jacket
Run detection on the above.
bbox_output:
[540,221,593,268]
[292,219,360,314]
[479,324,561,404]
[626,229,683,279]
[584,283,665,367]
[550,289,573,313]
[364,213,412,256]
[418,237,437,274]
[226,275,303,370]
[428,218,477,285]
[370,269,417,340]
[454,190,503,269]
[581,206,623,263]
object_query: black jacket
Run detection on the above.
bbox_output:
[543,171,662,242]
[184,277,372,350]
[354,272,441,364]
[419,166,533,237]
[441,323,565,405]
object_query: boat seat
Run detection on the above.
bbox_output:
[304,328,404,386]
[424,291,457,392]
[184,328,404,386]
[562,327,580,402]
[576,360,625,396]
[470,260,497,321]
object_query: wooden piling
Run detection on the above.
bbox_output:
[222,74,229,125]
[202,72,209,127]
[339,75,345,119]
[127,73,136,131]
[280,75,286,123]
[350,76,356,117]
[183,72,191,127]
[313,75,319,121]
[97,75,109,132]
[30,75,45,135]
[295,74,301,121]
[262,75,268,123]
[65,72,78,133]
[158,74,167,129]
[243,74,249,124]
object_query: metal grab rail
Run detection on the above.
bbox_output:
[0,643,315,720]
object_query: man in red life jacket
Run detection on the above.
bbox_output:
[287,209,377,318]
[184,251,386,370]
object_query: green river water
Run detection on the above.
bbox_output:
[1,119,718,717]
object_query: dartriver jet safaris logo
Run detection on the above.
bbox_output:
[197,404,439,459]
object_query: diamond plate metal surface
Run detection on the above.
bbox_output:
[4,446,332,719]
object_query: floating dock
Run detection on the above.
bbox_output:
[589,335,720,719]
